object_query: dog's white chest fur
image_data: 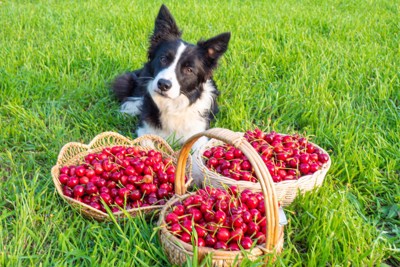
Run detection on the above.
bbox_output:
[137,80,215,145]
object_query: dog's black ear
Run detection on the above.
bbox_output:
[150,5,182,50]
[198,32,231,69]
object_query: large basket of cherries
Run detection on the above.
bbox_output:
[195,128,331,206]
[51,132,191,221]
[158,128,284,266]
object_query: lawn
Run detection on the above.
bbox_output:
[1,0,399,266]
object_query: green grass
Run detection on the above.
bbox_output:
[1,0,399,266]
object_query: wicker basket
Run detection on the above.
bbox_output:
[158,128,284,266]
[51,131,192,221]
[194,132,331,207]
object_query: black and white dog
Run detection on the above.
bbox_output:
[112,5,230,148]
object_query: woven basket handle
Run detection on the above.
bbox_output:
[175,128,280,252]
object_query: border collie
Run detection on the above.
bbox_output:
[112,5,230,148]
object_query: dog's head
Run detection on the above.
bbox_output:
[146,5,230,102]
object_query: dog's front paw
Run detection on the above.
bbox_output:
[120,97,143,116]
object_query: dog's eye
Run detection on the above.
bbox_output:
[184,67,193,74]
[160,56,168,65]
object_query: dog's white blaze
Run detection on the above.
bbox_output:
[137,79,216,147]
[150,42,186,99]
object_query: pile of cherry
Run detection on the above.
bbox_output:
[165,186,270,251]
[202,129,330,183]
[58,146,178,213]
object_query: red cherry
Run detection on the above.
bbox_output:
[255,232,266,245]
[299,163,310,175]
[160,182,173,192]
[242,211,252,223]
[118,188,129,199]
[213,150,224,159]
[246,221,260,236]
[214,210,227,224]
[214,241,228,250]
[62,186,73,197]
[110,188,118,198]
[90,202,102,210]
[277,169,287,180]
[195,225,207,238]
[156,188,168,199]
[99,188,109,198]
[75,166,86,177]
[197,237,206,247]
[85,182,98,195]
[110,171,122,182]
[309,153,319,162]
[188,208,202,222]
[318,153,329,163]
[181,219,193,232]
[133,161,145,174]
[124,166,136,176]
[79,176,89,185]
[85,169,95,178]
[225,151,234,160]
[276,153,288,161]
[299,154,310,163]
[68,166,76,176]
[114,196,125,207]
[230,228,244,242]
[60,166,69,175]
[287,158,299,168]
[205,235,217,247]
[67,176,79,188]
[309,162,320,173]
[249,209,262,222]
[73,185,85,197]
[233,149,243,158]
[82,195,92,204]
[100,193,112,205]
[106,180,117,189]
[173,204,185,216]
[216,229,230,243]
[245,195,259,209]
[240,236,253,249]
[207,157,218,167]
[228,242,240,251]
[93,163,104,175]
[147,196,158,205]
[215,199,229,211]
[165,166,175,175]
[203,150,212,158]
[89,175,100,184]
[129,190,141,201]
[240,160,251,171]
[59,174,69,185]
[306,143,315,153]
[169,223,182,235]
[232,215,244,229]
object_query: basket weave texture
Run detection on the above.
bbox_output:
[51,131,191,221]
[158,128,284,266]
[194,132,331,206]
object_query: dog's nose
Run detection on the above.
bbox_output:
[157,79,172,91]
